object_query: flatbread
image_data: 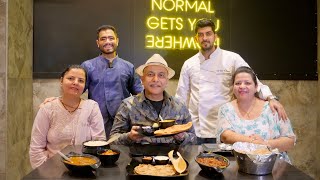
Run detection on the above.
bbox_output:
[154,122,192,136]
[134,164,176,176]
[250,148,271,155]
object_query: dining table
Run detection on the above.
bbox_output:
[22,144,313,180]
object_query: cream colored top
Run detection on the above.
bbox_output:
[29,99,106,168]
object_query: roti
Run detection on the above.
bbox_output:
[154,122,192,136]
[134,164,176,176]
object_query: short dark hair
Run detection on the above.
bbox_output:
[96,25,118,39]
[60,64,87,83]
[194,18,216,34]
[232,66,258,86]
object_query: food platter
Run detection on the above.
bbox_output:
[133,122,192,137]
[126,157,189,178]
[154,122,192,136]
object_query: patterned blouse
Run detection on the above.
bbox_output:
[217,101,296,163]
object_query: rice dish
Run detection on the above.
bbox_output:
[83,140,108,146]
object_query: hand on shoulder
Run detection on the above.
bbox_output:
[39,97,58,108]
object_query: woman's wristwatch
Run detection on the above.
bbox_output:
[267,95,279,101]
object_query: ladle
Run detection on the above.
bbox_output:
[57,151,73,163]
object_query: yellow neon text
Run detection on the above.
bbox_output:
[151,0,214,13]
[146,35,221,49]
[146,35,198,49]
[147,16,183,30]
[188,18,221,32]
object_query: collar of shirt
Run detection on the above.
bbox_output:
[98,55,119,66]
[198,47,221,63]
[138,90,172,104]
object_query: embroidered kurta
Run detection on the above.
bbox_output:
[29,99,106,168]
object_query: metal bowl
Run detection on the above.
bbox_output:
[195,152,230,174]
[233,150,278,175]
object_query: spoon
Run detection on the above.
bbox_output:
[105,134,121,145]
[159,115,164,121]
[57,151,73,163]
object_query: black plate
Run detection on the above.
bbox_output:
[126,157,189,178]
[202,150,233,157]
[202,144,233,157]
[129,143,179,157]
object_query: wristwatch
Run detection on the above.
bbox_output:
[268,95,279,101]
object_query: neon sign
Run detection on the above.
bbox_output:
[145,0,221,49]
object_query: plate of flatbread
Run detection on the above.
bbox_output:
[126,157,189,178]
[134,164,176,176]
[154,122,193,136]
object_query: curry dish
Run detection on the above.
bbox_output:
[101,149,118,155]
[196,157,228,168]
[64,156,97,165]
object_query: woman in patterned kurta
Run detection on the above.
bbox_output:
[29,65,106,169]
[217,66,296,163]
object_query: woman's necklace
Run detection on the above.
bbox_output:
[237,98,257,119]
[60,98,81,113]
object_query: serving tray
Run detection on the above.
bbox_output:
[126,157,189,178]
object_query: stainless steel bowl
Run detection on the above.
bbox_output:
[233,150,277,175]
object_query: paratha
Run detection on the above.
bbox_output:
[154,122,192,136]
[134,164,176,176]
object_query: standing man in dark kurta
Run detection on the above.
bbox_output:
[81,25,143,138]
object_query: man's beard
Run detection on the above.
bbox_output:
[100,49,115,55]
[99,45,117,55]
[200,41,214,51]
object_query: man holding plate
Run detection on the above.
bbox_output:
[110,54,196,145]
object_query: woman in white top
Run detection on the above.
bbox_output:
[29,65,106,168]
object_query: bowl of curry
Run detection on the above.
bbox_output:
[97,148,120,166]
[195,152,229,175]
[62,153,101,173]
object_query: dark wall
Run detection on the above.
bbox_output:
[34,0,317,80]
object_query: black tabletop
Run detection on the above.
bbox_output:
[23,145,313,180]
